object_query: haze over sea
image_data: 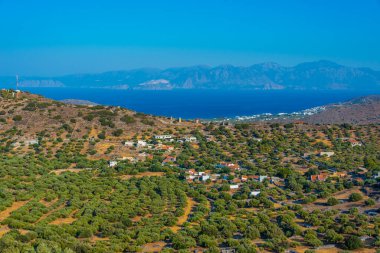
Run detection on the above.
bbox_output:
[19,88,377,119]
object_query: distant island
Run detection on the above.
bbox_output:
[2,60,380,91]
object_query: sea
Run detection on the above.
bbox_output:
[12,88,379,119]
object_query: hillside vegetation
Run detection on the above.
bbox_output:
[0,89,379,253]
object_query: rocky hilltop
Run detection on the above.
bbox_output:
[304,95,380,124]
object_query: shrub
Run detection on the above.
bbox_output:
[365,198,375,206]
[327,197,339,206]
[98,131,106,139]
[12,115,22,121]
[120,115,136,124]
[112,129,123,137]
[349,193,363,202]
[344,235,363,250]
[141,118,154,126]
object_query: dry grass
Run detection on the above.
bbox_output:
[303,188,368,212]
[119,172,164,180]
[51,168,90,175]
[294,246,376,253]
[18,229,30,235]
[49,209,78,225]
[0,226,10,238]
[0,200,29,222]
[90,235,110,242]
[131,213,152,222]
[333,188,364,200]
[49,216,76,225]
[94,142,115,154]
[88,126,98,138]
[141,241,166,252]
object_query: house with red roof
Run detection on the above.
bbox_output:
[310,173,328,182]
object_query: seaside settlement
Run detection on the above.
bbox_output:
[0,90,379,252]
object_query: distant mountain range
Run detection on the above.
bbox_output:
[2,60,380,90]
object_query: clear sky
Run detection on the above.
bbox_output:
[0,0,379,76]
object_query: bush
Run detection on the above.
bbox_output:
[365,198,375,206]
[120,115,136,124]
[112,129,123,137]
[327,197,339,206]
[12,115,22,121]
[304,230,323,247]
[349,193,363,202]
[345,235,363,250]
[77,228,93,238]
[83,114,95,121]
[98,131,106,139]
[141,118,155,126]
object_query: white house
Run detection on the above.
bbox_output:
[25,139,39,145]
[320,151,335,157]
[109,160,118,167]
[184,136,197,142]
[137,140,147,147]
[201,175,210,181]
[250,191,261,197]
[259,175,268,183]
[124,141,134,147]
[154,135,172,140]
[230,184,240,189]
[348,139,362,147]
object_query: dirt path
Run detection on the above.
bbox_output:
[170,197,196,232]
[0,200,29,222]
[49,210,78,225]
[141,241,166,252]
[51,168,92,175]
[36,203,65,223]
[119,172,164,180]
[39,198,59,207]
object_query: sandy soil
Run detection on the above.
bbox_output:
[0,200,29,222]
[170,197,196,232]
[141,241,166,252]
[0,226,10,238]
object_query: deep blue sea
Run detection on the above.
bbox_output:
[14,88,379,119]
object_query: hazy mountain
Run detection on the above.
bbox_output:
[2,60,380,90]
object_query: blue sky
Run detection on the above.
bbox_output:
[0,0,379,76]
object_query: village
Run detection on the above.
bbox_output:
[104,129,379,221]
[0,90,379,252]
